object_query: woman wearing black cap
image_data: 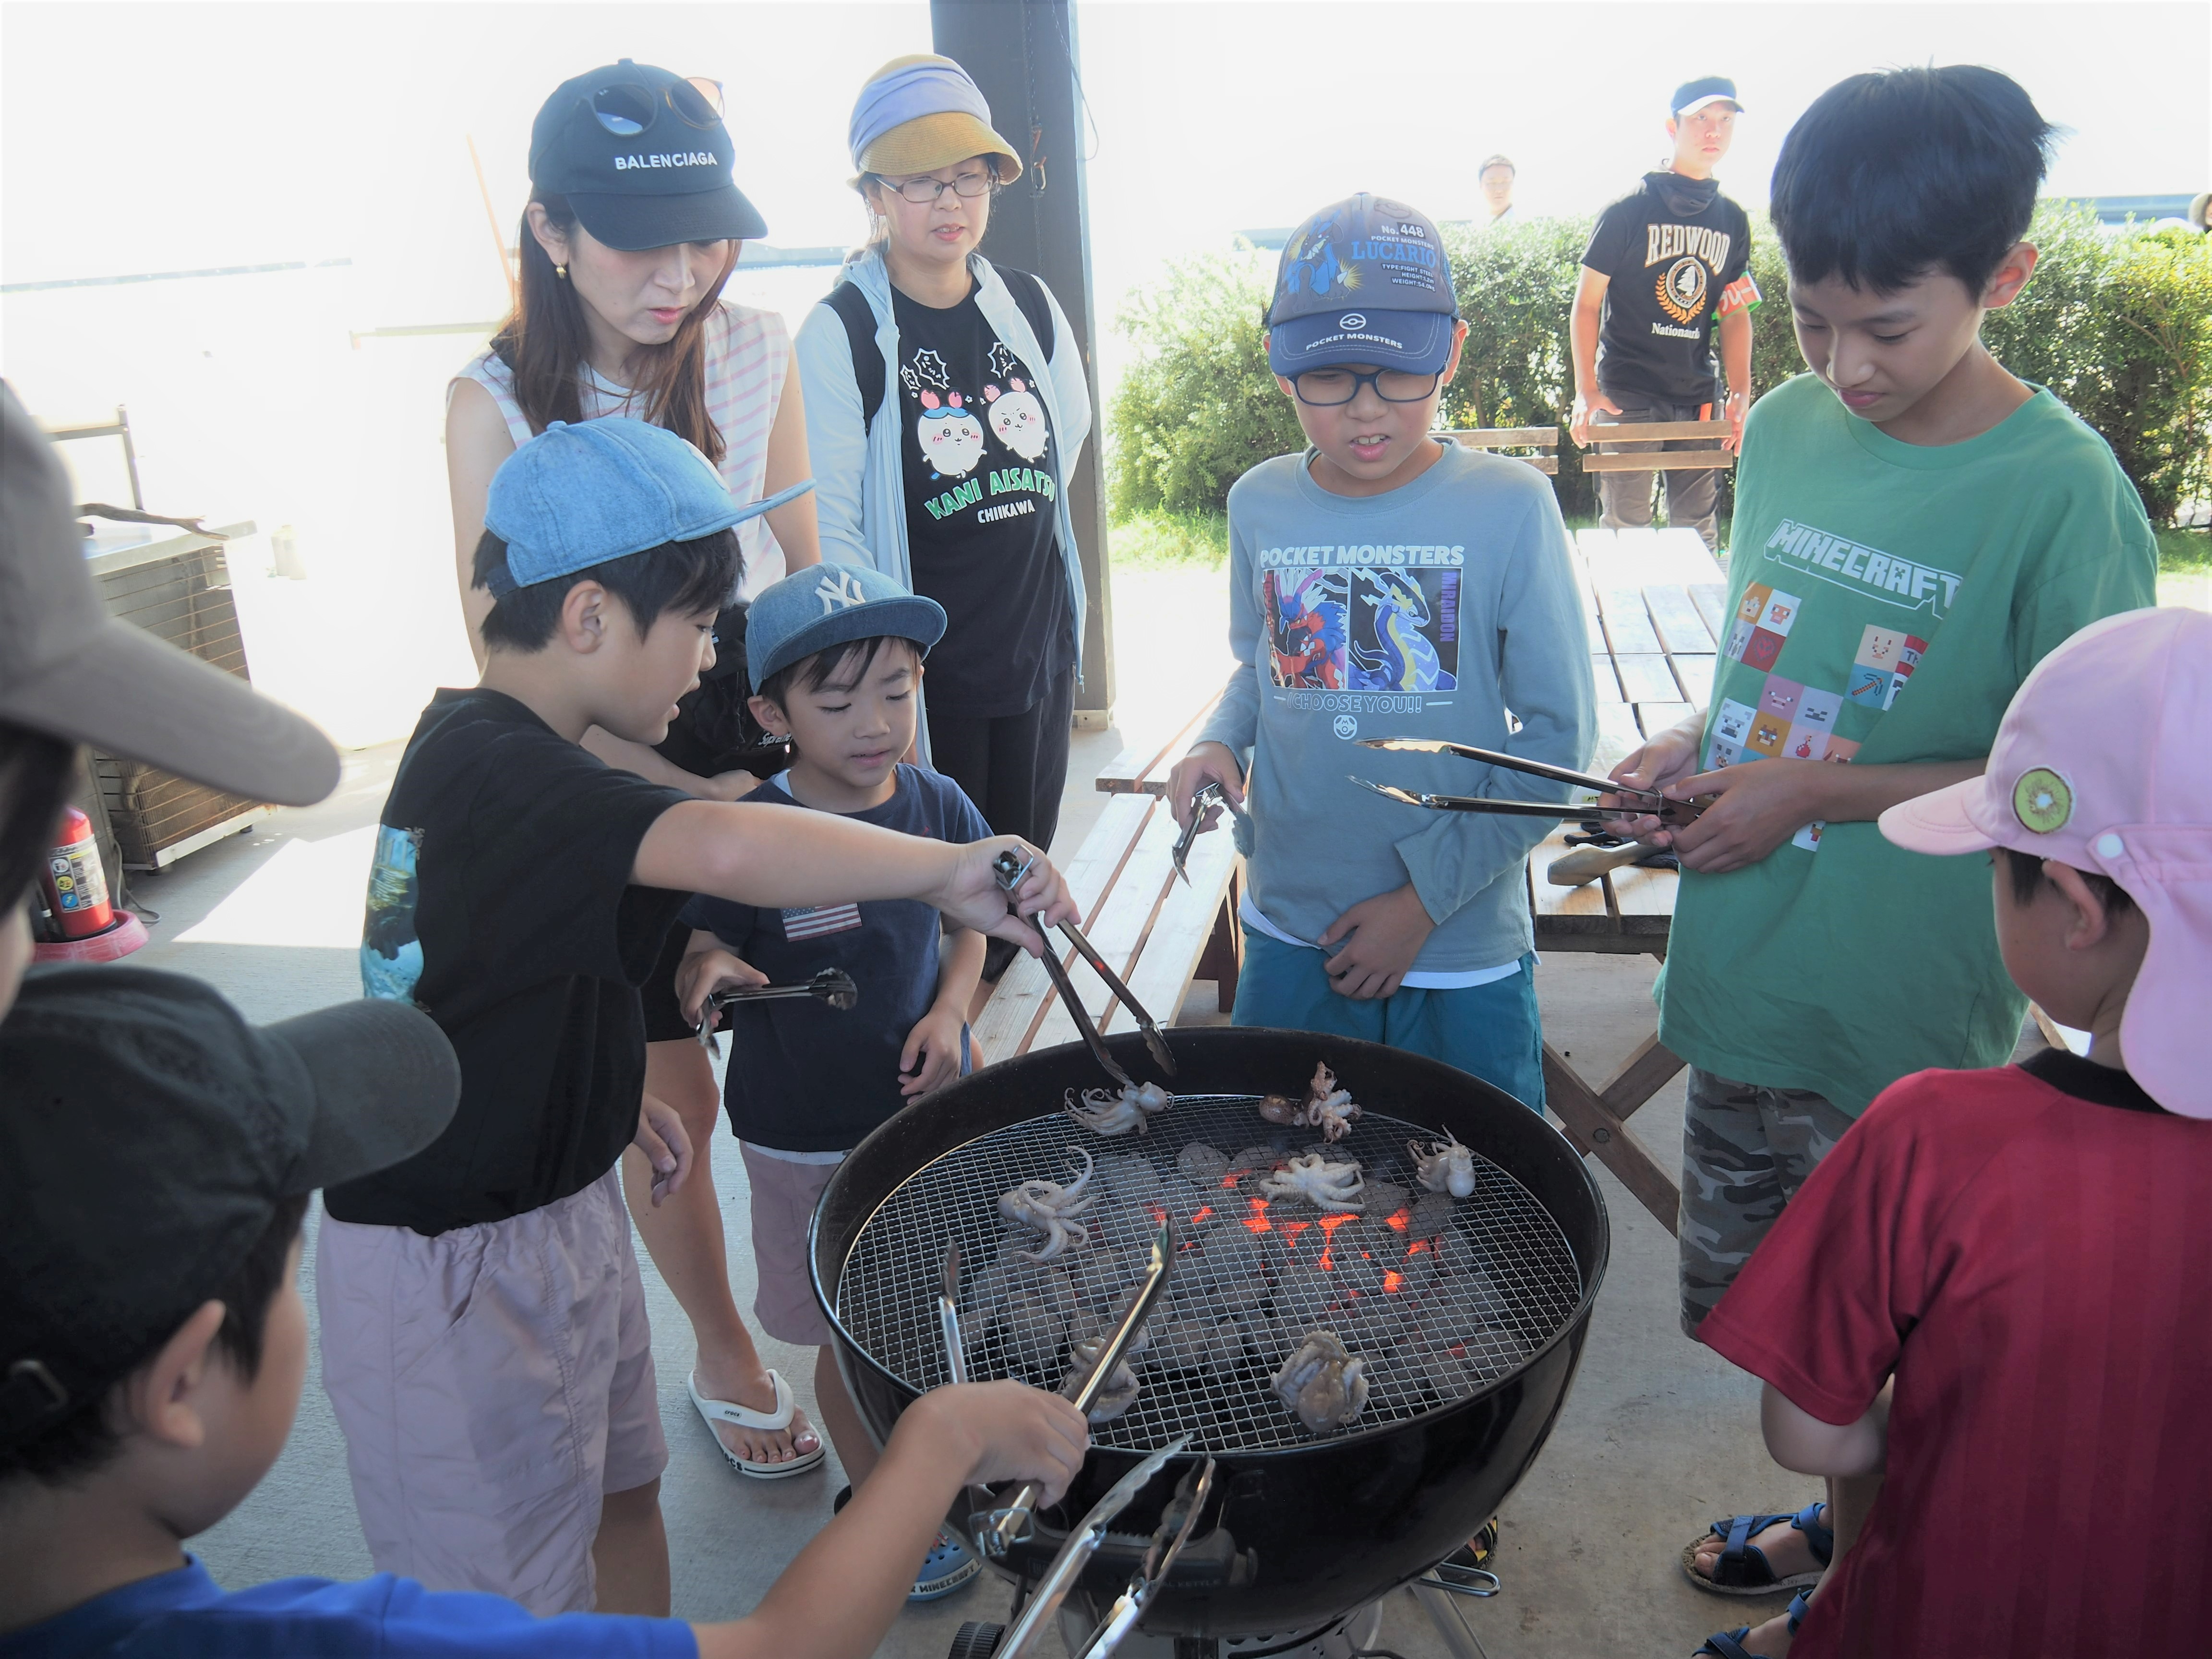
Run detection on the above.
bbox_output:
[444,60,825,1487]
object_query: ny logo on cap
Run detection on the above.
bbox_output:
[815,570,868,613]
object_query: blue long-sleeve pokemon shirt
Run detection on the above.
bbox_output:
[1197,442,1596,976]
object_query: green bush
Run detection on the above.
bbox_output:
[1108,207,2212,525]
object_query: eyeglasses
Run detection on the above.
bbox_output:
[882,168,996,205]
[589,75,724,137]
[1289,367,1443,407]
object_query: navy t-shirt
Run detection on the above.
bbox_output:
[0,1558,696,1657]
[682,765,991,1153]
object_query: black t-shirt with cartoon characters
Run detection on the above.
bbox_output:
[1580,171,1752,403]
[892,285,1072,719]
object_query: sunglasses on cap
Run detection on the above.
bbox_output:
[588,74,725,137]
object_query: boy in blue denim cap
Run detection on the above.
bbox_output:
[678,561,993,1601]
[316,417,1075,1619]
[1169,192,1595,1110]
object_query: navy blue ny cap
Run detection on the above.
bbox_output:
[481,417,810,596]
[1265,193,1458,377]
[530,60,767,251]
[1671,76,1743,117]
[745,563,947,693]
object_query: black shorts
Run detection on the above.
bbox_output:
[640,920,697,1045]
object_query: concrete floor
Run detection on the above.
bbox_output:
[131,567,1804,1656]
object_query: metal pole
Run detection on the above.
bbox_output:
[929,0,1116,725]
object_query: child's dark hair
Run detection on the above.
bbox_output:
[0,718,76,916]
[0,1194,309,1487]
[1999,846,2136,917]
[472,528,740,652]
[756,634,920,714]
[1770,65,2057,296]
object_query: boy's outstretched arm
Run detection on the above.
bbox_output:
[635,803,1077,951]
[902,925,986,1097]
[693,1382,1089,1659]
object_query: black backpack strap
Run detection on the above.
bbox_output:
[827,281,887,431]
[999,266,1056,361]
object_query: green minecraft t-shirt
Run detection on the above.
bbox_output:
[1655,374,2156,1113]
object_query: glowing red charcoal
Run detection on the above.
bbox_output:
[1243,1197,1272,1235]
[1382,1270,1405,1294]
[1314,1212,1354,1271]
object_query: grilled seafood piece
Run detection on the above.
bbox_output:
[1273,1330,1370,1432]
[1409,1130,1477,1198]
[1065,1079,1174,1136]
[1063,1334,1143,1422]
[997,1147,1098,1262]
[1257,1151,1366,1214]
[1257,1061,1362,1142]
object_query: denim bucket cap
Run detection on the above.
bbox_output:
[481,417,810,595]
[745,563,947,693]
[1266,192,1458,377]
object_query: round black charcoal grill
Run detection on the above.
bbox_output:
[835,1095,1583,1454]
[813,1027,1610,1641]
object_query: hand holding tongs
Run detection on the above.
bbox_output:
[990,850,1176,1086]
[1169,780,1248,886]
[971,1214,1175,1559]
[1351,735,1711,827]
[695,969,859,1047]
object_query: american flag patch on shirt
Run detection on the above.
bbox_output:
[781,903,862,941]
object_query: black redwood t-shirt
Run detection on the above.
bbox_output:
[891,285,1073,719]
[328,689,692,1235]
[1580,171,1752,403]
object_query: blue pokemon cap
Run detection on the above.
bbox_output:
[480,416,812,597]
[1265,192,1458,377]
[745,562,947,693]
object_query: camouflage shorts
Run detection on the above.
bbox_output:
[1678,1069,1857,1338]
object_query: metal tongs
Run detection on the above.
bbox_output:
[694,969,859,1047]
[1066,1457,1221,1659]
[1169,781,1248,886]
[991,850,1176,1086]
[972,1214,1175,1559]
[1351,735,1710,827]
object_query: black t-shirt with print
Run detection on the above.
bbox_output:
[1580,171,1752,403]
[891,285,1073,720]
[326,689,693,1236]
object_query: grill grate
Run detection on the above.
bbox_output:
[833,1094,1583,1453]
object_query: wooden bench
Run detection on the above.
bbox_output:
[1094,695,1221,797]
[1437,426,1560,474]
[973,789,1241,1065]
[1575,417,1735,474]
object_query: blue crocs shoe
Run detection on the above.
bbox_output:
[910,1528,982,1602]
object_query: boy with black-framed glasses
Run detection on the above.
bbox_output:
[1168,192,1595,1111]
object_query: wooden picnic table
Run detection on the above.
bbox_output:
[1533,526,1725,1227]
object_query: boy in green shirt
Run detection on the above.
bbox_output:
[1603,66,2155,1642]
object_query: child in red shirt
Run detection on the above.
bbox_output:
[1695,607,2212,1658]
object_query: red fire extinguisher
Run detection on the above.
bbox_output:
[39,806,116,939]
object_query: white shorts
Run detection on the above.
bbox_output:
[315,1167,666,1615]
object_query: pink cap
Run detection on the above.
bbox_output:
[1880,607,2212,1118]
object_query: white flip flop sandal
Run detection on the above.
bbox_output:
[686,1369,826,1480]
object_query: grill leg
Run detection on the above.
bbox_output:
[1407,1578,1491,1659]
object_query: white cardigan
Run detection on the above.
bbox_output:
[793,250,1094,692]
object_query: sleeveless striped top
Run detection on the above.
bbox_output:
[454,300,793,598]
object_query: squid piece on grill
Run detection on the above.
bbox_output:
[997,1147,1098,1262]
[1258,1151,1366,1214]
[1409,1130,1477,1198]
[1064,1079,1173,1137]
[1257,1060,1363,1142]
[1272,1330,1370,1432]
[1062,1334,1144,1422]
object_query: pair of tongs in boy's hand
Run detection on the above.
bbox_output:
[1349,737,1710,828]
[694,969,859,1046]
[991,850,1176,1087]
[1168,781,1249,886]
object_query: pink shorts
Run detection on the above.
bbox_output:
[315,1167,666,1615]
[739,1143,840,1347]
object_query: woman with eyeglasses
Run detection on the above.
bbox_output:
[796,54,1092,989]
[443,60,827,1494]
